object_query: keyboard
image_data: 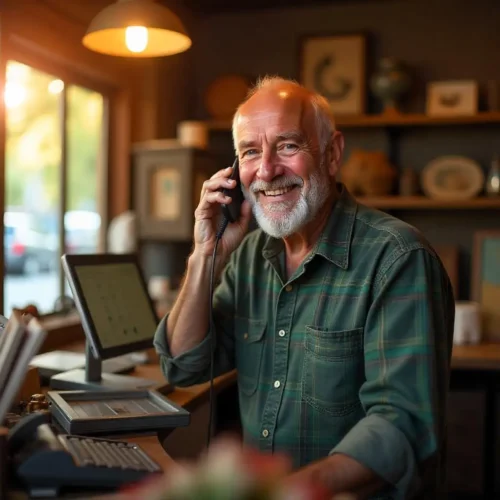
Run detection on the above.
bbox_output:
[60,434,161,472]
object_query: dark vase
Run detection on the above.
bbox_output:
[370,57,411,113]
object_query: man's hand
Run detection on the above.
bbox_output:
[285,453,386,499]
[194,166,252,263]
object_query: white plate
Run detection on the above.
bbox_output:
[421,155,484,200]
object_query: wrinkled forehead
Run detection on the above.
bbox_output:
[234,90,317,146]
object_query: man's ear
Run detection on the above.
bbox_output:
[327,131,344,177]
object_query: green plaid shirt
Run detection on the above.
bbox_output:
[154,185,454,499]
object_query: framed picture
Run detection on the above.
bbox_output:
[426,80,478,116]
[133,141,218,241]
[150,167,182,221]
[299,33,366,116]
[471,230,500,341]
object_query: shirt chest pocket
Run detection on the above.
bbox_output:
[235,319,266,396]
[302,326,365,417]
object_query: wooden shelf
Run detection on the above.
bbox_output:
[337,111,500,128]
[357,196,500,210]
[206,112,500,131]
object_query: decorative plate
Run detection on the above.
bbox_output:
[421,155,484,200]
[204,74,252,120]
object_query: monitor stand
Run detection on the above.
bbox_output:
[50,342,158,391]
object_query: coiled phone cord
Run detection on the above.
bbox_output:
[206,217,229,449]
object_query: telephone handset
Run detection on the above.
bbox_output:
[7,412,161,497]
[221,157,244,223]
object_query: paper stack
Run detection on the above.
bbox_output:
[0,310,47,424]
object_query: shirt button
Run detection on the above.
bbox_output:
[262,429,269,437]
[243,333,248,340]
[274,380,281,388]
[278,330,286,337]
[285,284,293,292]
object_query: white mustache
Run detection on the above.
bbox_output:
[250,176,304,193]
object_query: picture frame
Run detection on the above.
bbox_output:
[426,80,478,117]
[150,167,182,221]
[298,33,366,116]
[471,230,500,342]
[133,140,219,241]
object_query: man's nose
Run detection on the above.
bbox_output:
[257,151,284,182]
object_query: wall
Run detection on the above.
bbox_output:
[191,0,500,117]
[179,0,500,300]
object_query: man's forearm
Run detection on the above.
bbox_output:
[287,452,386,499]
[166,250,226,357]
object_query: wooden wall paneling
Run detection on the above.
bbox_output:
[3,0,132,87]
[108,88,132,220]
[0,12,6,311]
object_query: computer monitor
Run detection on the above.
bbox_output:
[50,253,161,391]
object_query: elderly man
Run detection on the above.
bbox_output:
[154,76,454,499]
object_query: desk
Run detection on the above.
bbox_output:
[452,342,500,371]
[31,339,238,470]
[7,360,237,499]
[11,332,500,498]
[119,365,237,468]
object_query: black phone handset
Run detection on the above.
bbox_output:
[8,411,51,456]
[220,157,244,225]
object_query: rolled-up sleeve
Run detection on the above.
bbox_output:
[153,255,239,387]
[330,247,454,498]
[153,314,216,386]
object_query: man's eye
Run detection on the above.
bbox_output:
[282,143,298,152]
[242,149,258,158]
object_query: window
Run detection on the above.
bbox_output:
[4,61,107,315]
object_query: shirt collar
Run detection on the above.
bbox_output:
[261,183,357,269]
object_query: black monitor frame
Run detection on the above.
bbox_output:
[61,253,158,361]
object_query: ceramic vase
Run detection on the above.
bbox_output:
[486,155,500,196]
[370,57,411,113]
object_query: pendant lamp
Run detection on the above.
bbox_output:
[82,0,192,57]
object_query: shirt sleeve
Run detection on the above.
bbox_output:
[330,247,454,498]
[153,254,238,387]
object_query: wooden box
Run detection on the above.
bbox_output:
[133,140,219,241]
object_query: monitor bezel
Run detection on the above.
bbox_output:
[61,253,159,360]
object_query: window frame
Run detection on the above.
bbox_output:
[2,42,113,313]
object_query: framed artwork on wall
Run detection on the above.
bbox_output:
[426,80,478,116]
[299,33,366,116]
[150,167,182,221]
[133,141,218,241]
[471,230,500,341]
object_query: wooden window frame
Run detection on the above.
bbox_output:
[0,27,132,312]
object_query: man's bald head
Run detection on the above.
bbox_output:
[232,76,336,155]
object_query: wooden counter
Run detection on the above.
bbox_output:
[103,342,500,483]
[44,363,237,472]
[7,364,238,498]
[452,342,500,371]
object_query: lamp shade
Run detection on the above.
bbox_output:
[82,0,192,57]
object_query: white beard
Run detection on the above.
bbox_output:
[243,164,331,239]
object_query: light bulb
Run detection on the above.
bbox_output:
[48,79,64,94]
[125,26,148,53]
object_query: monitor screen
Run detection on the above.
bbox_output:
[62,254,159,358]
